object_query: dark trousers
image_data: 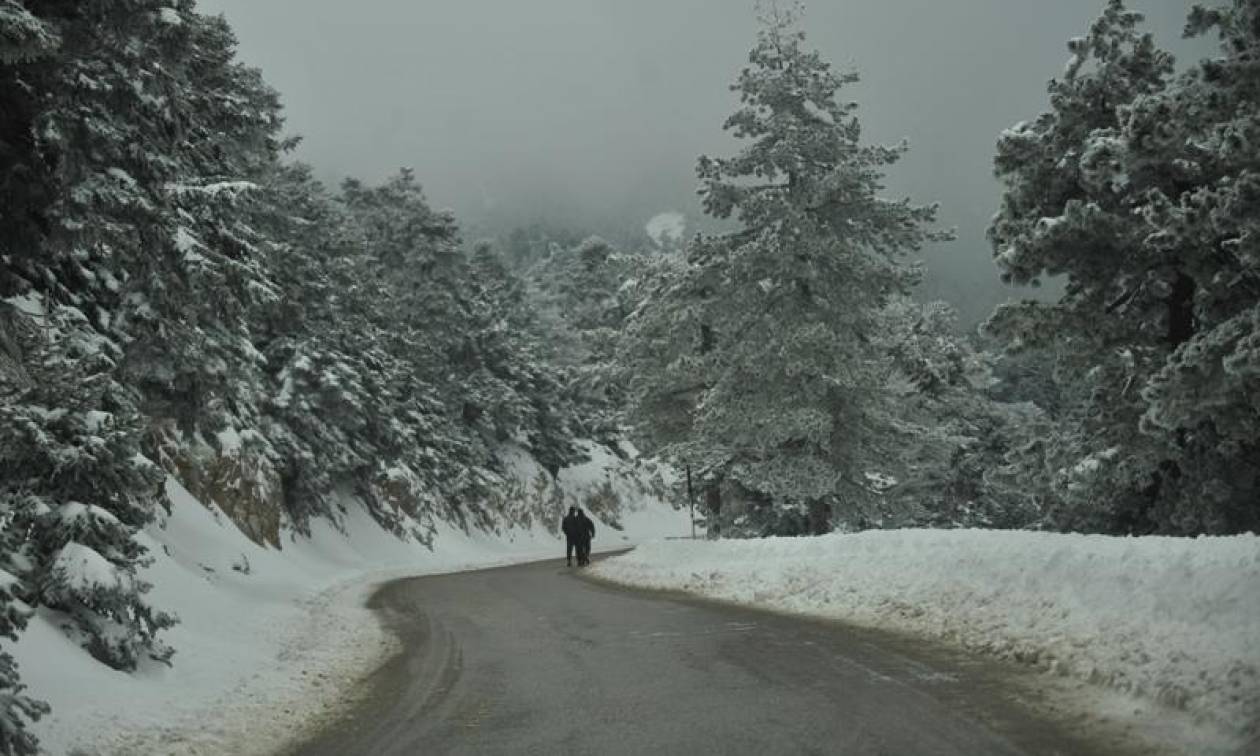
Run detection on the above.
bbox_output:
[566,538,577,564]
[576,538,591,565]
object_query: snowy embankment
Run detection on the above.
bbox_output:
[14,444,691,756]
[591,530,1260,746]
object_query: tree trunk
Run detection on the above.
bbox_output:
[705,483,722,538]
[807,499,832,535]
[1167,271,1196,348]
[1146,271,1197,534]
[700,323,714,354]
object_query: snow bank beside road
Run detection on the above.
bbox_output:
[16,480,555,756]
[591,530,1260,744]
[15,467,691,756]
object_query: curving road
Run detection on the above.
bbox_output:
[287,555,1107,755]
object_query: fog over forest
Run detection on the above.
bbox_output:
[202,0,1208,323]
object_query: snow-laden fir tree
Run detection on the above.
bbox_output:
[338,170,507,528]
[877,298,1044,528]
[622,4,949,535]
[0,556,47,756]
[0,9,60,753]
[256,162,451,539]
[4,2,288,566]
[988,0,1260,534]
[0,300,174,673]
[0,0,305,671]
[251,162,410,533]
[253,163,584,539]
[335,170,584,528]
[527,236,641,448]
[12,3,284,445]
[469,239,584,476]
[0,0,181,688]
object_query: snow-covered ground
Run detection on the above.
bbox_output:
[591,530,1260,751]
[14,450,692,756]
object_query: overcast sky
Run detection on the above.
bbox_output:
[198,0,1211,323]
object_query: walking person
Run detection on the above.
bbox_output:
[561,507,580,567]
[575,508,595,566]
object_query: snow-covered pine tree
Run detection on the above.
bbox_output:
[135,10,284,434]
[336,170,500,528]
[0,10,62,752]
[503,223,585,272]
[877,297,1043,528]
[255,165,577,540]
[0,551,48,756]
[0,298,174,672]
[527,236,639,447]
[988,0,1260,534]
[0,0,180,679]
[1136,0,1260,533]
[457,240,542,448]
[2,0,290,552]
[13,3,280,434]
[250,162,394,532]
[469,239,585,476]
[623,5,948,535]
[334,170,585,530]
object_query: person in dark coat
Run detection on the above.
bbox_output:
[575,508,595,566]
[561,507,579,566]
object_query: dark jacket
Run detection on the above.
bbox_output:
[575,512,595,542]
[561,512,579,541]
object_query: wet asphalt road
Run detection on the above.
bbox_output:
[288,556,1104,756]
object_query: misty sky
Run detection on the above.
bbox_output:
[199,0,1212,323]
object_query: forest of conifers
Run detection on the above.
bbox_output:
[0,1,1257,752]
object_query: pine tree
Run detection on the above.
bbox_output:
[0,9,65,752]
[470,240,584,475]
[0,316,52,755]
[0,579,48,756]
[0,298,174,672]
[332,170,585,529]
[623,5,948,535]
[0,0,182,682]
[527,235,639,447]
[337,170,494,526]
[988,0,1260,534]
[5,0,288,505]
[250,162,384,531]
[878,298,1043,528]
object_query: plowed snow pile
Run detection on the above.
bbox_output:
[592,530,1260,747]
